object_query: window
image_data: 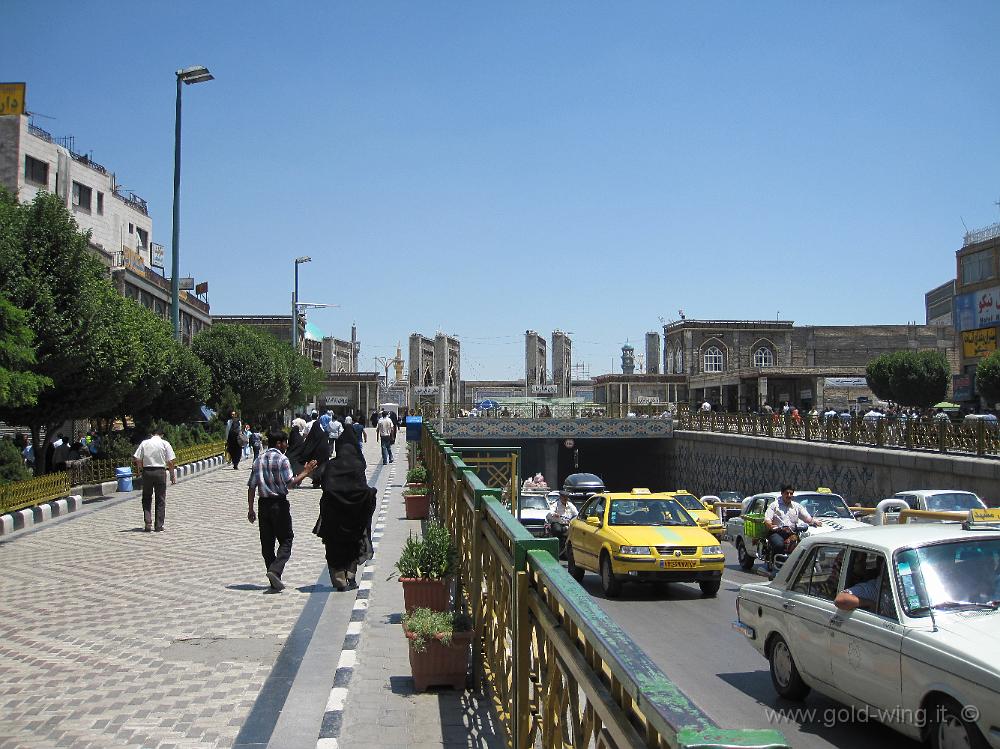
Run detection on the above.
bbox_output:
[128,223,134,234]
[703,346,724,373]
[96,192,104,215]
[674,348,683,374]
[136,227,149,251]
[72,181,92,211]
[754,347,774,368]
[844,549,897,620]
[961,249,994,285]
[790,545,845,600]
[24,155,49,186]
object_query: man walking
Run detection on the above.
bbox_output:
[377,410,395,465]
[247,430,317,591]
[133,427,177,532]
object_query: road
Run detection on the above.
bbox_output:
[574,548,922,749]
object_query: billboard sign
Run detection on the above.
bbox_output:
[0,83,26,116]
[530,384,558,394]
[322,395,349,406]
[962,327,997,359]
[150,243,165,269]
[955,285,1000,332]
[953,373,975,401]
[824,377,868,388]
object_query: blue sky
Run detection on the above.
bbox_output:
[7,2,1000,380]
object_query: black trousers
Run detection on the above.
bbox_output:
[141,469,167,529]
[258,495,293,576]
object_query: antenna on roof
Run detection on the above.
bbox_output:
[961,216,969,233]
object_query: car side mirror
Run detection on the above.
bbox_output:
[586,516,601,528]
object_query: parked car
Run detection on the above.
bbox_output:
[516,491,553,537]
[726,489,868,572]
[733,515,1000,749]
[565,488,724,597]
[865,490,988,525]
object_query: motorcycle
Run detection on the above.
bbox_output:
[759,522,809,574]
[544,516,571,560]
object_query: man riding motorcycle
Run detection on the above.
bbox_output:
[764,484,821,557]
[545,491,579,557]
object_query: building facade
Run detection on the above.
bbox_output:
[525,331,548,393]
[1,113,210,343]
[953,225,1000,406]
[551,330,572,398]
[645,332,661,375]
[408,332,461,409]
[662,319,956,412]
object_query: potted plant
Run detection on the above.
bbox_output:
[402,608,473,691]
[405,465,427,488]
[403,485,430,519]
[396,523,456,612]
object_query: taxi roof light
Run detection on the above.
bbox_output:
[965,508,1000,531]
[631,488,651,494]
[816,487,832,493]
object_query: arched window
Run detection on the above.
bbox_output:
[665,347,674,374]
[754,347,774,368]
[703,346,724,373]
[674,348,683,374]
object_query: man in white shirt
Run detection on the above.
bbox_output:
[377,411,395,465]
[764,484,820,555]
[133,427,177,532]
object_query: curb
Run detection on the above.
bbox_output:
[0,455,225,537]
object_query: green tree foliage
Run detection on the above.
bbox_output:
[287,346,323,408]
[0,436,30,485]
[192,324,290,419]
[0,294,51,408]
[144,343,212,425]
[977,350,1000,406]
[865,350,949,408]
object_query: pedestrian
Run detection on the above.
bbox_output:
[299,412,333,488]
[346,415,366,468]
[225,411,245,470]
[242,424,252,459]
[287,417,307,473]
[377,410,395,465]
[247,430,318,591]
[133,426,177,532]
[316,428,377,590]
[249,424,262,461]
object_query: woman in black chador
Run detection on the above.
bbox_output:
[317,429,376,590]
[296,417,332,488]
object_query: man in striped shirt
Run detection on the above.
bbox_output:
[247,430,317,591]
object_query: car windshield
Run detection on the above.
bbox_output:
[520,495,550,511]
[925,492,986,512]
[718,492,743,501]
[608,499,696,527]
[895,538,1000,616]
[798,493,852,519]
[672,493,706,511]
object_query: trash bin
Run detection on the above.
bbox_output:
[406,416,423,442]
[115,466,133,492]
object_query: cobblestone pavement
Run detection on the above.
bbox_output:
[0,433,502,749]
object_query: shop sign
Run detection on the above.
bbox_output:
[414,386,439,395]
[530,384,558,394]
[955,285,1000,332]
[953,373,975,402]
[962,327,997,358]
[634,396,659,405]
[0,83,25,115]
[150,243,165,269]
[323,395,349,406]
[824,377,868,388]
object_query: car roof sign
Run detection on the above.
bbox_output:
[966,508,1000,530]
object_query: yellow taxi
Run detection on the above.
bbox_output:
[666,490,725,540]
[565,489,725,598]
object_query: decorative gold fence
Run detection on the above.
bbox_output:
[422,425,788,749]
[0,472,71,515]
[677,411,1000,457]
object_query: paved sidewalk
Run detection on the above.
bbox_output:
[0,432,501,749]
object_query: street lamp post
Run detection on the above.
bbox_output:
[170,65,214,342]
[292,256,312,352]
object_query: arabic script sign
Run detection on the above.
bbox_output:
[955,285,1000,332]
[962,327,997,359]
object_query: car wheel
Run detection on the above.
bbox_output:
[930,697,988,749]
[600,553,621,598]
[566,545,585,582]
[699,579,721,597]
[737,539,754,571]
[768,635,810,700]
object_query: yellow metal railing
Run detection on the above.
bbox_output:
[0,472,71,515]
[174,440,226,466]
[422,425,787,749]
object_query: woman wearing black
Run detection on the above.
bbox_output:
[317,430,376,590]
[225,412,243,470]
[296,417,332,488]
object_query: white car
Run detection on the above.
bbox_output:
[733,518,1000,748]
[864,490,989,526]
[515,491,553,537]
[726,489,868,571]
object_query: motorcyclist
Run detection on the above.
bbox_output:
[546,491,579,552]
[764,484,820,556]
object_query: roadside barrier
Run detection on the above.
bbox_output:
[422,425,788,749]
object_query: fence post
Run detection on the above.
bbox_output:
[976,418,986,456]
[804,415,812,441]
[905,418,913,449]
[784,413,792,439]
[875,418,885,447]
[850,415,859,446]
[937,420,948,453]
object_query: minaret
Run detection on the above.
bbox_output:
[394,342,404,383]
[621,343,635,375]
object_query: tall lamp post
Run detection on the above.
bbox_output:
[170,65,214,341]
[374,355,402,389]
[292,256,312,352]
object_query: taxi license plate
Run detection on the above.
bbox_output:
[659,559,697,569]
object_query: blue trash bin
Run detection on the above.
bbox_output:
[405,416,423,442]
[115,466,133,492]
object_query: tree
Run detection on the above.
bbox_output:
[0,294,50,408]
[192,324,290,420]
[288,349,323,411]
[0,189,129,467]
[977,350,1000,407]
[144,342,212,425]
[865,350,949,408]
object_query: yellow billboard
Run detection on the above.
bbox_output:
[962,327,997,358]
[0,83,26,116]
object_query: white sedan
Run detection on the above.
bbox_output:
[733,518,1000,748]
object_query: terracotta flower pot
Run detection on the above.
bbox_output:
[404,493,430,519]
[400,577,450,613]
[404,628,473,692]
[405,482,426,490]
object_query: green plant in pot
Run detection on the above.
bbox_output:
[396,523,456,612]
[402,608,473,691]
[405,466,427,485]
[403,484,431,519]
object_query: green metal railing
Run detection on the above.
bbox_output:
[422,425,787,749]
[677,411,1000,458]
[415,402,678,420]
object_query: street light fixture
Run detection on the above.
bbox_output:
[292,256,312,352]
[170,65,214,341]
